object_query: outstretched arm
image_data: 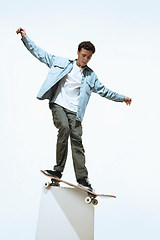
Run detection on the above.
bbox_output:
[123,96,132,106]
[16,27,54,68]
[93,76,132,105]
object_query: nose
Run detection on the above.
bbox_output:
[84,56,88,62]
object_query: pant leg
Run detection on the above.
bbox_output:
[51,104,70,172]
[66,109,88,180]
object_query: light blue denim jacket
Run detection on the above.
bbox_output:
[22,35,125,122]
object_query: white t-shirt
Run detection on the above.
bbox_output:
[52,61,83,112]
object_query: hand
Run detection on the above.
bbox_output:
[16,27,26,38]
[124,96,132,106]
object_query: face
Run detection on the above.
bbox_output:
[77,48,93,68]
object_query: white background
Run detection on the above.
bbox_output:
[0,0,160,239]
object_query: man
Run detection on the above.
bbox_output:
[16,27,132,191]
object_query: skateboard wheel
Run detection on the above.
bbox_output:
[85,196,92,204]
[92,198,98,206]
[44,182,50,188]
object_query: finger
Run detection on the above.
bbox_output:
[16,28,21,34]
[16,27,23,34]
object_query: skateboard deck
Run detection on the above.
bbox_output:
[41,170,116,205]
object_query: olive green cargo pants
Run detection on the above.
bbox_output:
[51,103,88,181]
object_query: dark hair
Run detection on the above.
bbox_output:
[78,41,95,54]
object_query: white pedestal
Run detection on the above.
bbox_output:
[35,186,94,240]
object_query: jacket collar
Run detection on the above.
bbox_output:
[70,59,91,71]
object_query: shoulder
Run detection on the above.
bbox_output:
[83,65,97,79]
[53,56,73,68]
[85,65,94,72]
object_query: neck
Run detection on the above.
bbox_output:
[76,61,84,68]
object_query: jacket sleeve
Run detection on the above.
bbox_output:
[93,77,125,102]
[21,35,55,68]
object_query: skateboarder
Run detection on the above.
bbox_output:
[16,27,132,191]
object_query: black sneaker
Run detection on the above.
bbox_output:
[41,170,62,179]
[77,177,93,192]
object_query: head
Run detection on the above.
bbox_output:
[77,41,95,68]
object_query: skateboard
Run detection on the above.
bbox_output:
[41,170,116,205]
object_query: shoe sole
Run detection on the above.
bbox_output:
[78,183,94,192]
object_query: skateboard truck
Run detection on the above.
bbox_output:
[44,178,60,188]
